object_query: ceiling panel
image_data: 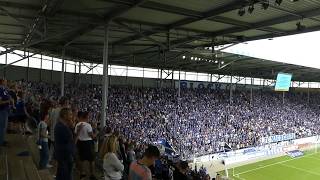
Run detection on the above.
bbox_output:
[270,19,320,31]
[120,7,186,25]
[148,0,236,12]
[231,29,268,37]
[220,6,287,24]
[181,20,234,32]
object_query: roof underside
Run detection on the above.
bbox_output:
[1,0,320,81]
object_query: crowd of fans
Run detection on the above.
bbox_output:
[1,79,320,180]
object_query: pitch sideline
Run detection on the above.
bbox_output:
[234,151,320,177]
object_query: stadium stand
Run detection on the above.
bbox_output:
[2,0,320,180]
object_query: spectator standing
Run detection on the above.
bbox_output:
[15,91,31,135]
[75,111,97,180]
[129,145,160,180]
[7,82,17,126]
[0,79,11,147]
[99,127,113,158]
[102,135,124,180]
[38,112,50,169]
[127,143,136,165]
[49,96,69,162]
[173,161,190,180]
[54,108,75,180]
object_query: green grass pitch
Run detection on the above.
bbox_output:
[220,150,320,180]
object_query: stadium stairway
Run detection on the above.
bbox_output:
[3,134,53,180]
[0,148,8,180]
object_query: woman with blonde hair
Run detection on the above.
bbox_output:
[103,135,124,180]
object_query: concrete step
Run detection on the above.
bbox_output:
[38,169,54,180]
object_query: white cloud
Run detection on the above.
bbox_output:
[222,30,320,69]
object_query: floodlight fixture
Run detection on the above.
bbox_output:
[248,5,254,14]
[275,0,283,5]
[238,8,246,16]
[261,0,269,10]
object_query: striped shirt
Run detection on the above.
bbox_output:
[129,161,152,180]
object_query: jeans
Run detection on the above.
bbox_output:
[56,160,73,180]
[39,140,49,169]
[0,110,8,146]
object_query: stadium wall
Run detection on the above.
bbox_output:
[0,65,174,88]
[193,135,320,167]
[2,65,320,92]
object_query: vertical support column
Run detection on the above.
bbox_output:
[250,77,253,104]
[230,76,233,104]
[24,51,30,81]
[307,82,310,104]
[4,52,7,78]
[51,57,53,83]
[171,70,174,88]
[60,48,65,97]
[90,64,93,87]
[40,54,42,82]
[160,69,163,89]
[282,91,285,104]
[101,24,109,128]
[78,62,81,87]
[27,52,30,81]
[178,69,181,99]
[74,63,76,85]
[126,66,128,85]
[142,68,144,88]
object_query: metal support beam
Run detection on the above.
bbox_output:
[110,0,260,45]
[178,69,181,99]
[27,51,29,81]
[0,26,87,57]
[4,52,7,78]
[250,77,253,104]
[142,68,144,88]
[171,70,174,88]
[230,76,233,104]
[63,0,147,46]
[78,61,81,87]
[22,0,65,44]
[211,8,320,37]
[40,54,42,81]
[101,25,109,128]
[85,63,99,74]
[60,48,65,97]
[113,20,166,49]
[0,6,43,37]
[0,51,37,70]
[307,82,310,104]
[51,57,53,83]
[160,69,163,88]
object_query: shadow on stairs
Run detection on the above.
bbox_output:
[4,134,53,180]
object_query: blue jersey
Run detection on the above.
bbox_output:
[15,99,26,116]
[0,86,10,110]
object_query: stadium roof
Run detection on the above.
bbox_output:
[1,0,320,81]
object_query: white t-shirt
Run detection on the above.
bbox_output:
[75,122,93,141]
[38,121,49,142]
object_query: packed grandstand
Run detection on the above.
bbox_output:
[2,0,320,180]
[17,80,320,160]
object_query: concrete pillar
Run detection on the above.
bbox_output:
[101,24,109,128]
